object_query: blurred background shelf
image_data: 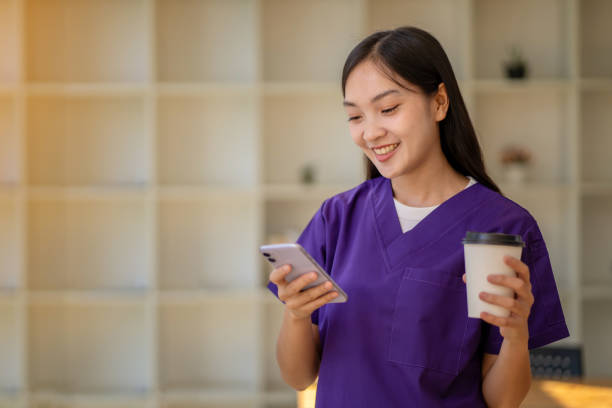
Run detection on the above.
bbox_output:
[24,83,150,96]
[27,290,151,306]
[0,0,610,406]
[28,391,153,408]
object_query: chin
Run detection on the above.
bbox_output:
[373,164,399,179]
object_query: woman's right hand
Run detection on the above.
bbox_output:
[269,264,338,321]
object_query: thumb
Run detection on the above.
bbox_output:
[462,273,466,284]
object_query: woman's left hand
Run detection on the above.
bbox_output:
[462,255,535,344]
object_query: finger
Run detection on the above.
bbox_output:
[301,290,339,314]
[480,311,518,328]
[504,255,530,282]
[286,281,334,309]
[283,271,318,298]
[479,291,529,317]
[462,273,466,284]
[487,274,532,298]
[269,264,291,285]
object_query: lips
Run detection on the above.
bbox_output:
[372,143,399,155]
[372,143,399,162]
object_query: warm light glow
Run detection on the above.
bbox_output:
[539,380,612,407]
[297,378,318,408]
[297,379,612,407]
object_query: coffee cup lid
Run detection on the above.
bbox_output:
[462,231,525,247]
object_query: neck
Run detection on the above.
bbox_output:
[391,152,469,208]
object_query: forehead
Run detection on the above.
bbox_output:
[344,60,415,104]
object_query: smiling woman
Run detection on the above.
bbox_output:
[266,26,569,408]
[341,28,501,206]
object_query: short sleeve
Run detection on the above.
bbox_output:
[266,200,328,326]
[483,221,570,354]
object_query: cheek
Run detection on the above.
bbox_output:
[394,107,435,142]
[349,125,365,147]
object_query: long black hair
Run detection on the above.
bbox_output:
[341,26,502,195]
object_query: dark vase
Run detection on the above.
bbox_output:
[505,63,527,79]
[301,165,315,184]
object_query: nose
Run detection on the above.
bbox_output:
[362,118,386,144]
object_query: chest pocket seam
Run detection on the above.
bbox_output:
[387,267,470,376]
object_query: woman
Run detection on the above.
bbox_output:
[267,26,569,407]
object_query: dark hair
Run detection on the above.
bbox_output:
[341,26,502,195]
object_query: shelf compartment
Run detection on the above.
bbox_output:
[473,79,571,94]
[263,183,354,201]
[0,397,22,408]
[582,285,612,301]
[262,301,294,394]
[157,83,256,96]
[580,78,612,92]
[264,200,323,243]
[27,197,151,290]
[157,186,258,200]
[159,389,258,408]
[580,89,612,183]
[28,303,153,394]
[263,93,362,184]
[580,0,612,78]
[262,0,362,82]
[157,94,257,186]
[0,304,21,394]
[26,95,149,186]
[365,0,469,80]
[581,196,612,286]
[158,289,260,305]
[25,0,149,82]
[501,185,572,291]
[262,390,299,408]
[26,83,149,96]
[28,392,149,408]
[158,301,258,392]
[473,88,570,184]
[582,300,612,377]
[29,290,149,306]
[157,197,258,290]
[0,196,20,289]
[0,95,19,184]
[474,0,568,79]
[0,0,19,83]
[262,199,325,286]
[156,0,256,83]
[160,402,255,408]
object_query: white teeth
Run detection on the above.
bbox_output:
[373,143,399,155]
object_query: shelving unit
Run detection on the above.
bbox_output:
[0,0,610,407]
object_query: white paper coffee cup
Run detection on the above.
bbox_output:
[462,231,525,319]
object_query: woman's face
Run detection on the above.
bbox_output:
[343,59,448,180]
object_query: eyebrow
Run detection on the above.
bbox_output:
[343,89,400,107]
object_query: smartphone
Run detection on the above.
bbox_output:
[260,243,348,303]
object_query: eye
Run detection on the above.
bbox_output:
[382,105,399,114]
[347,115,361,122]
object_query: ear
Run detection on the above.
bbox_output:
[433,82,449,122]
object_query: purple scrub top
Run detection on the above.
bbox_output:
[267,176,569,407]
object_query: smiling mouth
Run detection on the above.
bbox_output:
[372,143,399,155]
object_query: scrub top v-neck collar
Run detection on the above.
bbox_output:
[369,177,494,270]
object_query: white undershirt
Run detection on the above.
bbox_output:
[393,176,478,233]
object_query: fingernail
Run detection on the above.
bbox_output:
[283,265,290,271]
[310,272,317,279]
[324,282,332,289]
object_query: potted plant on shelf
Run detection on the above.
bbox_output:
[300,162,316,184]
[500,145,532,184]
[503,45,528,79]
